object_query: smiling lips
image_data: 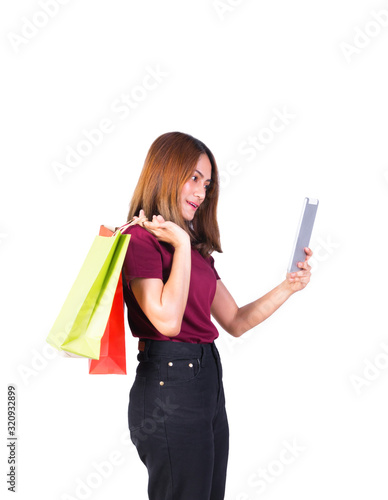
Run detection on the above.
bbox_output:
[187,200,199,210]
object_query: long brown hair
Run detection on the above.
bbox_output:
[126,131,222,258]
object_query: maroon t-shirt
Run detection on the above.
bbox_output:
[121,224,221,343]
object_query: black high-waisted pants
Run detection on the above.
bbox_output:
[128,339,229,500]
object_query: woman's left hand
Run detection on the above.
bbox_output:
[285,247,313,292]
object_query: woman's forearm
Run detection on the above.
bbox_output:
[160,241,191,335]
[233,280,295,337]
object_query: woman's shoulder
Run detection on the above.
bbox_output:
[120,223,176,260]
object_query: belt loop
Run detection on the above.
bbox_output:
[144,339,151,361]
[137,338,150,361]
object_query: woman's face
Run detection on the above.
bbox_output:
[180,154,212,221]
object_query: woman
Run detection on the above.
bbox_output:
[121,131,312,500]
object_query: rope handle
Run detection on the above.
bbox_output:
[112,214,149,237]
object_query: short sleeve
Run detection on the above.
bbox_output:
[122,226,163,283]
[208,255,221,280]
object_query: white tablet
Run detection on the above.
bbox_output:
[287,197,319,273]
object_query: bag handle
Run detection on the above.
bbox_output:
[112,215,149,237]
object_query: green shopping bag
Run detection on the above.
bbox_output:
[46,230,131,359]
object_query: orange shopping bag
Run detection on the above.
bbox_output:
[88,225,127,374]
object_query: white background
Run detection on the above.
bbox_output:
[2,0,388,499]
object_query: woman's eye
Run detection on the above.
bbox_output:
[190,176,210,189]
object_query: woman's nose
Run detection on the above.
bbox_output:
[194,183,206,199]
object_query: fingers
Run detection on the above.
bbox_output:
[303,247,313,262]
[133,209,146,220]
[134,210,161,223]
[145,215,164,226]
[291,249,313,274]
[289,273,309,281]
[287,248,313,289]
[297,261,311,271]
[153,214,165,223]
[288,269,311,286]
[292,265,311,276]
[143,214,166,231]
[289,263,311,280]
